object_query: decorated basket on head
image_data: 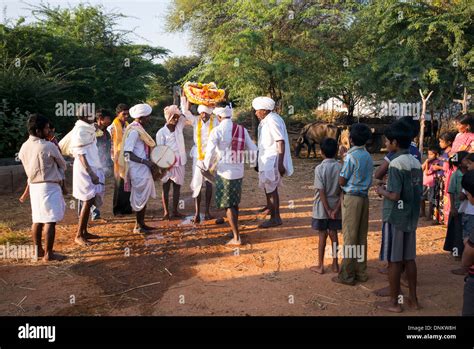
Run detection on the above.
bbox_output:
[183,81,225,107]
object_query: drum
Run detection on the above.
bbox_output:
[151,145,176,168]
[150,145,176,181]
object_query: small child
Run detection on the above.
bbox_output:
[444,151,468,273]
[465,153,474,171]
[438,131,459,224]
[421,146,441,219]
[376,120,423,313]
[310,138,342,275]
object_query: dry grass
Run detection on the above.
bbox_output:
[0,221,30,245]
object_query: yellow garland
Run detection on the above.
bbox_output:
[197,115,214,160]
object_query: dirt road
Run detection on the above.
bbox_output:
[0,128,464,316]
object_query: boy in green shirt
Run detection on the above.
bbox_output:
[375,121,423,313]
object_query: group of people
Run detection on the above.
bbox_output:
[18,95,293,257]
[16,95,474,316]
[310,114,474,315]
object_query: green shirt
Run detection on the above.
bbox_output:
[448,169,463,211]
[383,150,423,233]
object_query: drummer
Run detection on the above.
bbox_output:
[156,105,187,220]
[121,103,158,234]
[180,96,219,223]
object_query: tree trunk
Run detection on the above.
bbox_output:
[454,87,469,115]
[418,89,434,155]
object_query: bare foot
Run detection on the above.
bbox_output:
[375,300,403,313]
[191,215,201,224]
[19,196,27,203]
[84,232,100,239]
[37,248,45,258]
[259,219,282,229]
[373,286,390,297]
[451,267,467,275]
[74,236,91,246]
[331,262,339,273]
[226,238,241,246]
[141,224,155,231]
[204,213,214,221]
[331,276,355,286]
[43,252,66,262]
[162,213,170,221]
[310,265,324,274]
[215,217,225,225]
[172,212,186,219]
[406,297,422,310]
[401,273,409,288]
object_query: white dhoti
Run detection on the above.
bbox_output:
[190,157,210,198]
[161,164,185,186]
[258,162,282,193]
[129,162,156,211]
[30,182,65,223]
[72,161,105,206]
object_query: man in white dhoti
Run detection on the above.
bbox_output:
[19,114,67,261]
[71,105,105,246]
[253,96,294,228]
[201,105,258,245]
[181,97,219,223]
[156,105,187,220]
[121,103,158,234]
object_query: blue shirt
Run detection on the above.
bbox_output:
[340,146,374,197]
[385,142,421,164]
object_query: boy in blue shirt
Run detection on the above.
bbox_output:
[333,123,374,286]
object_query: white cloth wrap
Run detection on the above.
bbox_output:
[123,129,157,212]
[161,164,185,186]
[30,182,65,223]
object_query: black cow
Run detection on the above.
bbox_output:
[294,122,340,158]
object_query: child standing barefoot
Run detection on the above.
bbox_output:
[310,138,342,275]
[376,121,423,313]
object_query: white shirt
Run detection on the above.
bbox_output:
[123,129,148,160]
[70,121,102,169]
[257,112,294,176]
[203,118,257,180]
[156,117,187,166]
[183,111,219,159]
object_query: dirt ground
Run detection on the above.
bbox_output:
[0,127,465,316]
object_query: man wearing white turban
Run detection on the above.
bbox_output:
[252,96,294,228]
[180,96,219,223]
[201,104,258,245]
[156,104,188,220]
[122,103,158,234]
[71,104,105,246]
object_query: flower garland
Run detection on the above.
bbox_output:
[196,115,214,160]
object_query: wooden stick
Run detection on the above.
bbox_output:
[100,281,161,298]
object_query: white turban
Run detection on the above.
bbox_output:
[164,105,181,123]
[252,97,275,111]
[214,106,232,118]
[197,105,214,115]
[130,103,152,119]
